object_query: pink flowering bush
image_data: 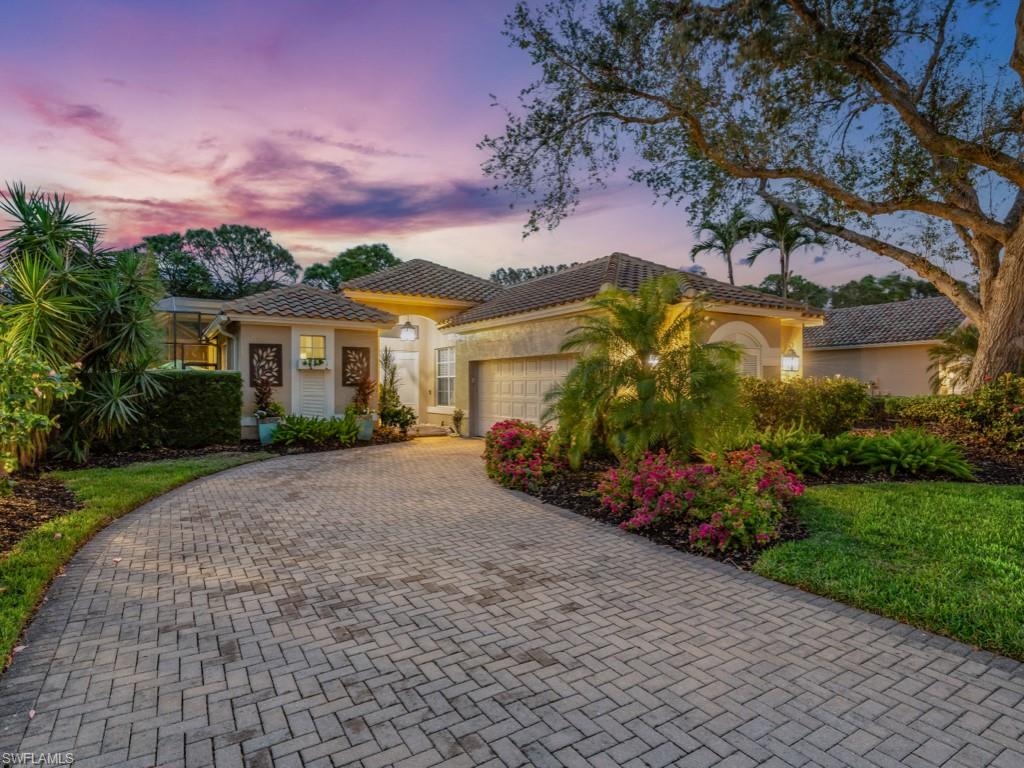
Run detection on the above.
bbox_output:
[483,419,563,492]
[597,446,804,553]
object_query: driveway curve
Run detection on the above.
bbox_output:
[1,438,1023,767]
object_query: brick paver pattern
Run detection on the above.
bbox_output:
[1,438,1023,767]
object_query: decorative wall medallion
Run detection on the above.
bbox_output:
[341,346,370,386]
[249,343,283,387]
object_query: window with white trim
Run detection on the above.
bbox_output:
[299,335,326,362]
[435,347,455,406]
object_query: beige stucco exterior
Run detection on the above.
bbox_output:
[805,343,937,395]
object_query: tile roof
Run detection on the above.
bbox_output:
[804,295,964,348]
[222,284,395,323]
[342,259,502,302]
[444,252,821,328]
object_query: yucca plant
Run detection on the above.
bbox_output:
[0,183,165,463]
[545,274,741,468]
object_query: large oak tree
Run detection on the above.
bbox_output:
[481,0,1024,390]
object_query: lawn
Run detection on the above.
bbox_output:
[0,452,273,666]
[756,482,1024,659]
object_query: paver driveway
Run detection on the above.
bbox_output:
[1,438,1023,767]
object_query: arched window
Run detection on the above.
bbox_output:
[709,321,769,378]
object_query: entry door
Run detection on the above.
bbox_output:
[391,351,419,413]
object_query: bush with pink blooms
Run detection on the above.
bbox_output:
[483,419,563,492]
[597,446,804,553]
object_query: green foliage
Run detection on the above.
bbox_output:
[107,370,242,450]
[745,274,830,308]
[252,376,284,419]
[452,408,465,435]
[142,225,298,299]
[546,275,740,468]
[744,206,827,298]
[1,184,166,462]
[301,243,399,291]
[489,264,576,286]
[0,452,270,665]
[830,272,940,309]
[738,377,870,436]
[0,350,78,488]
[375,347,416,432]
[878,394,962,426]
[272,414,358,449]
[856,430,972,480]
[755,483,1024,659]
[691,205,756,286]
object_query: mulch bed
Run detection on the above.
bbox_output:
[526,459,808,571]
[0,477,80,558]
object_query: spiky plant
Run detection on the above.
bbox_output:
[928,325,978,393]
[544,274,741,468]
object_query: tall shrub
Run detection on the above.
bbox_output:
[0,184,165,461]
[546,275,741,468]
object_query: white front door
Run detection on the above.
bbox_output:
[391,351,419,413]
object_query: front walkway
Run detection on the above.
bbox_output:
[1,439,1022,767]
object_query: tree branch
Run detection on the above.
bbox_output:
[759,188,983,324]
[1012,1,1024,89]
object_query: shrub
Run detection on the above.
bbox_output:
[253,377,285,419]
[962,373,1024,451]
[857,429,973,480]
[597,447,804,553]
[380,403,416,434]
[739,376,870,436]
[101,369,241,450]
[877,394,962,426]
[483,419,562,491]
[273,414,358,449]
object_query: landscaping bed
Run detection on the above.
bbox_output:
[0,478,80,558]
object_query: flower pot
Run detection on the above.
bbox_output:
[356,413,375,442]
[257,419,279,446]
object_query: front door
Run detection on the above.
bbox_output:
[391,351,419,414]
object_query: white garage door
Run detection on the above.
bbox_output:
[472,355,574,436]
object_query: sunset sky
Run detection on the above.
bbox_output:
[0,0,999,286]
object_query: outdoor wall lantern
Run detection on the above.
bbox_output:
[399,320,419,341]
[646,353,661,367]
[781,347,801,372]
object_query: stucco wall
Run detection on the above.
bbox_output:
[804,344,935,395]
[237,323,292,415]
[334,328,381,413]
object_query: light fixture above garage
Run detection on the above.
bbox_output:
[399,320,418,341]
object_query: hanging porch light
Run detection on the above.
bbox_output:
[399,320,418,341]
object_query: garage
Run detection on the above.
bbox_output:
[471,355,574,436]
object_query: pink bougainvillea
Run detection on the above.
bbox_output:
[596,446,804,553]
[483,419,562,492]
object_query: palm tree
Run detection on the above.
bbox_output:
[928,325,978,393]
[544,275,741,467]
[745,205,827,298]
[690,206,756,285]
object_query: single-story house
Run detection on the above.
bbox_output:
[159,252,825,437]
[803,295,966,395]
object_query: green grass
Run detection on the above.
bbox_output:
[0,452,273,665]
[756,483,1024,659]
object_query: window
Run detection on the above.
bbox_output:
[435,347,455,406]
[299,335,326,362]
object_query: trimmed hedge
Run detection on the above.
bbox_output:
[117,370,242,449]
[739,376,871,436]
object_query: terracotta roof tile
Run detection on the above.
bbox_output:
[444,252,820,328]
[223,284,395,323]
[804,295,964,348]
[342,259,501,302]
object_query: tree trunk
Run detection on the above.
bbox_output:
[726,253,735,285]
[780,247,789,298]
[965,245,1024,391]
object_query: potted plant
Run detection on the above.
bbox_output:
[253,377,285,445]
[452,408,465,436]
[351,373,377,441]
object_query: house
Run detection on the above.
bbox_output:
[803,295,966,395]
[165,252,824,438]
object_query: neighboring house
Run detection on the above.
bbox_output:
[804,295,966,395]
[158,253,824,437]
